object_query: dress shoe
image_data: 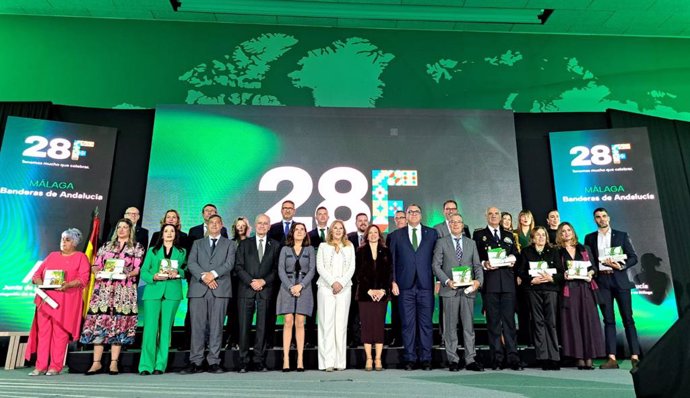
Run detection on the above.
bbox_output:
[28,369,46,376]
[465,361,484,372]
[631,358,640,369]
[374,359,383,371]
[282,367,291,373]
[153,370,163,375]
[254,364,269,372]
[365,358,373,371]
[139,371,151,376]
[109,360,120,375]
[403,362,415,371]
[208,364,224,373]
[448,363,459,372]
[491,361,504,371]
[325,367,335,372]
[85,362,103,376]
[509,361,525,371]
[180,364,202,374]
[600,358,619,369]
[420,361,432,371]
[238,366,248,374]
[550,360,561,371]
[296,367,305,372]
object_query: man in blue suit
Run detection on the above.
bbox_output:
[390,204,438,370]
[584,207,640,369]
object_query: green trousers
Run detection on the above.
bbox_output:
[138,298,180,372]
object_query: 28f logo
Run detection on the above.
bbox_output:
[23,136,94,161]
[570,143,631,166]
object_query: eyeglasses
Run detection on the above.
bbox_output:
[394,216,406,220]
[407,210,421,215]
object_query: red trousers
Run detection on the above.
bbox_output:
[35,310,69,372]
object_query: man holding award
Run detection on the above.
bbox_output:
[432,214,484,372]
[584,208,640,369]
[472,206,522,370]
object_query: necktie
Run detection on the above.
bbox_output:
[359,234,365,245]
[284,221,290,237]
[258,239,264,262]
[319,228,325,241]
[455,238,463,263]
[412,228,418,251]
[493,229,500,243]
[211,238,217,254]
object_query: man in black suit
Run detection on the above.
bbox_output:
[472,206,523,370]
[235,214,280,372]
[433,200,471,239]
[188,203,229,240]
[584,208,640,369]
[346,212,369,348]
[306,206,329,346]
[267,200,295,245]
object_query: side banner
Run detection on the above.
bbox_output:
[550,127,677,351]
[0,116,117,332]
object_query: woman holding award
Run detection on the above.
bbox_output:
[81,218,144,375]
[555,222,605,370]
[517,226,564,370]
[25,228,90,376]
[355,225,392,371]
[277,222,316,372]
[316,220,355,371]
[138,224,186,375]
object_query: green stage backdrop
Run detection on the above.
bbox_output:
[0,15,689,122]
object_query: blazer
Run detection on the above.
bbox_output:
[347,231,365,249]
[235,235,281,299]
[150,230,192,254]
[188,223,229,241]
[472,226,519,293]
[355,243,393,302]
[389,225,438,291]
[268,220,292,245]
[556,243,597,280]
[140,246,187,300]
[516,245,564,292]
[308,227,328,250]
[584,229,638,290]
[433,221,471,239]
[187,235,236,298]
[316,242,356,289]
[432,235,483,298]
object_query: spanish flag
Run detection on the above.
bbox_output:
[83,207,100,317]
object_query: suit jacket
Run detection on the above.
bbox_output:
[516,244,564,292]
[355,244,393,301]
[150,230,192,254]
[235,236,281,299]
[433,221,470,239]
[584,229,638,289]
[347,231,365,249]
[187,236,236,298]
[432,235,483,298]
[188,223,228,241]
[472,226,519,293]
[308,227,328,249]
[140,246,187,300]
[268,220,293,246]
[389,225,438,290]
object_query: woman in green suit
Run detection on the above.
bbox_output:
[138,224,186,375]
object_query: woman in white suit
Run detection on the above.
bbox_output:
[316,220,355,371]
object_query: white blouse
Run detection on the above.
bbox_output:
[316,242,355,289]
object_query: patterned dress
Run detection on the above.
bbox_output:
[80,241,144,345]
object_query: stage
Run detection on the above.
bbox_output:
[0,362,636,398]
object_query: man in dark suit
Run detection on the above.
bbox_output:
[346,212,369,347]
[472,206,523,370]
[188,203,229,240]
[267,200,295,245]
[235,214,280,372]
[433,200,471,239]
[389,204,438,370]
[433,214,484,372]
[584,207,640,369]
[306,206,329,346]
[181,215,236,374]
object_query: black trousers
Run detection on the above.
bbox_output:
[597,275,641,356]
[238,295,270,366]
[485,292,519,364]
[527,290,560,361]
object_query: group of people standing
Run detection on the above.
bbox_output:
[25,200,641,376]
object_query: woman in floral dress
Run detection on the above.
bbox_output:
[80,218,144,375]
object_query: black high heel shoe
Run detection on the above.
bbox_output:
[85,361,103,376]
[109,359,119,375]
